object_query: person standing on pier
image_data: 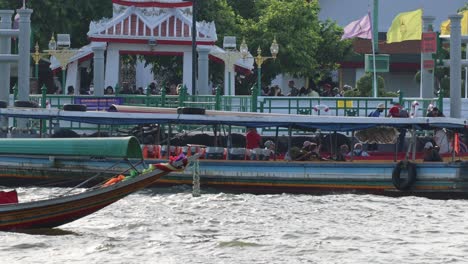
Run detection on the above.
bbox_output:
[368,103,385,117]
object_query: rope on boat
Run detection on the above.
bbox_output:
[192,159,200,197]
[59,159,143,196]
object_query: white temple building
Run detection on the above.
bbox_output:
[53,0,252,96]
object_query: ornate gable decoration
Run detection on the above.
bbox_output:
[89,3,217,43]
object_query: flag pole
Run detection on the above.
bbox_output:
[372,0,379,98]
[372,37,377,98]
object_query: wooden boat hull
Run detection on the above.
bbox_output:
[157,160,468,196]
[1,157,468,198]
[0,168,170,231]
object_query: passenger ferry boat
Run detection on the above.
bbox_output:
[0,105,467,198]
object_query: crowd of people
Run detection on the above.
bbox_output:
[242,100,458,162]
[261,80,350,97]
[119,82,180,96]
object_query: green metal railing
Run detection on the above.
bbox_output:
[28,93,441,117]
[20,84,444,135]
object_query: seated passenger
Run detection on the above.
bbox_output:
[264,140,276,160]
[423,142,442,162]
[246,128,262,150]
[296,141,323,161]
[348,143,369,157]
[334,144,349,161]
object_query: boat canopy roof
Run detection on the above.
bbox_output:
[0,106,467,132]
[0,136,143,159]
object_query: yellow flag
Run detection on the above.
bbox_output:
[463,10,468,35]
[440,10,468,35]
[440,19,450,35]
[386,9,422,43]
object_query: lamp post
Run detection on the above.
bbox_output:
[240,37,279,112]
[44,34,77,94]
[212,36,244,96]
[30,42,43,78]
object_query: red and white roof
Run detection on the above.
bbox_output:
[112,0,192,8]
[55,44,253,74]
[89,3,217,45]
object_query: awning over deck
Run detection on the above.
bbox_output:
[0,136,142,159]
[0,106,467,132]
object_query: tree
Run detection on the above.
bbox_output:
[0,0,112,49]
[0,0,353,95]
[346,72,396,97]
[458,3,468,12]
[226,0,256,20]
[235,0,351,93]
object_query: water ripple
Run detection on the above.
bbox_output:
[2,187,468,263]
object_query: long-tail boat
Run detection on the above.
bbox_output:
[0,136,190,231]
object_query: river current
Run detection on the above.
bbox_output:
[1,187,468,264]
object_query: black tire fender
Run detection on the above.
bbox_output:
[14,100,38,108]
[177,107,206,115]
[0,100,7,108]
[63,104,87,111]
[392,160,417,190]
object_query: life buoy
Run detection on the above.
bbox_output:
[392,160,417,190]
[177,107,206,115]
[63,104,87,111]
[14,100,38,108]
[313,104,330,113]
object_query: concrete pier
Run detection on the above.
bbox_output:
[17,8,32,102]
[449,14,462,118]
[420,16,435,99]
[0,10,14,105]
[92,44,106,96]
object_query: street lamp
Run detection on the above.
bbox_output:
[240,37,279,112]
[30,42,44,78]
[211,36,245,96]
[44,33,78,94]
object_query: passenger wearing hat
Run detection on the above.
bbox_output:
[423,142,442,162]
[427,107,445,117]
[426,104,434,116]
[264,140,276,160]
[349,143,369,157]
[296,141,322,161]
[368,103,386,117]
[264,140,275,150]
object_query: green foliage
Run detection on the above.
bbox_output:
[199,0,241,40]
[458,3,468,12]
[314,20,353,78]
[0,0,112,48]
[0,0,351,94]
[353,72,396,97]
[235,0,351,92]
[226,0,257,19]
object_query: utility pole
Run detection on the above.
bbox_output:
[371,0,379,97]
[191,0,197,95]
